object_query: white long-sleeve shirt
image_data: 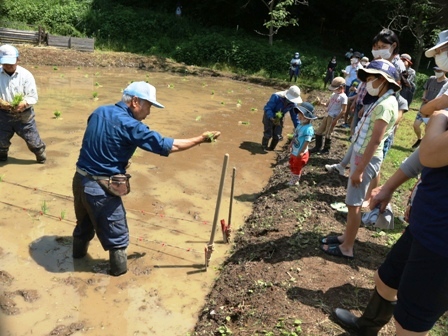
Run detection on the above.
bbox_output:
[0,65,38,105]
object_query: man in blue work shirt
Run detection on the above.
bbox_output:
[262,85,302,151]
[73,81,220,276]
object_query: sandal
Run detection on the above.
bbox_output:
[320,235,341,245]
[320,244,354,260]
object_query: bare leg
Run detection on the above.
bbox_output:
[413,120,422,140]
[363,173,379,207]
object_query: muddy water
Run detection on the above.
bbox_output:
[0,67,295,335]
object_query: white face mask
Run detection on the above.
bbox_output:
[366,78,384,96]
[435,71,445,78]
[351,58,358,64]
[435,51,448,72]
[372,48,392,60]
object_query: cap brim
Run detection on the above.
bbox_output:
[0,56,17,64]
[357,68,401,92]
[425,41,448,58]
[149,100,164,108]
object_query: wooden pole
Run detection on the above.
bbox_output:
[205,153,229,269]
[225,167,236,243]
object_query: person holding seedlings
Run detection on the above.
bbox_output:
[287,102,317,186]
[320,59,399,260]
[0,44,46,163]
[262,85,302,151]
[309,76,348,154]
[72,81,220,276]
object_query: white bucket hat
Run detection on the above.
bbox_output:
[283,85,302,104]
[425,30,448,58]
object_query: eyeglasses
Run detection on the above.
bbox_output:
[434,44,448,55]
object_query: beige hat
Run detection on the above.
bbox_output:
[328,77,346,90]
[283,85,302,104]
[361,56,369,62]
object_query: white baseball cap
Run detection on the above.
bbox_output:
[0,44,19,65]
[123,81,164,108]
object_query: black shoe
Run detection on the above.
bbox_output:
[0,154,7,161]
[411,139,421,148]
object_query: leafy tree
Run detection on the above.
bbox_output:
[244,0,308,45]
[384,0,444,70]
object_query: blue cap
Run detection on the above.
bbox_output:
[123,81,164,108]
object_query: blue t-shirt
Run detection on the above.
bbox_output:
[76,101,174,176]
[291,123,314,156]
[264,93,299,128]
[409,165,448,258]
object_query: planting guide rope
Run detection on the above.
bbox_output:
[0,180,218,258]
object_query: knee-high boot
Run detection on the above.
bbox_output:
[261,137,269,150]
[320,138,332,154]
[268,138,279,151]
[309,135,323,153]
[109,248,128,276]
[72,237,89,258]
[333,288,396,335]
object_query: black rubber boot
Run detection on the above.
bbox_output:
[261,137,269,151]
[333,288,396,335]
[72,237,89,258]
[109,248,128,276]
[268,138,279,151]
[320,138,332,154]
[309,135,323,153]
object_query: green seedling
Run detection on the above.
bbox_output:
[168,83,174,88]
[211,90,215,95]
[60,74,64,78]
[60,210,66,220]
[41,200,49,215]
[238,121,250,125]
[11,94,24,108]
[94,72,100,76]
[0,174,4,182]
[53,66,58,71]
[237,99,242,104]
[53,110,62,119]
[251,107,257,111]
[195,116,202,121]
[92,92,99,100]
[275,111,283,119]
[84,74,89,78]
[206,132,217,142]
[94,82,100,87]
[220,101,225,105]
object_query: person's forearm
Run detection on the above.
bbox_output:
[420,94,448,116]
[170,136,206,152]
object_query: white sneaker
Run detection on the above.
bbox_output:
[325,164,345,176]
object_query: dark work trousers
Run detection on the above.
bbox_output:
[0,107,45,157]
[262,113,283,142]
[72,172,129,251]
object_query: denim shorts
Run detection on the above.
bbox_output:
[378,227,448,332]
